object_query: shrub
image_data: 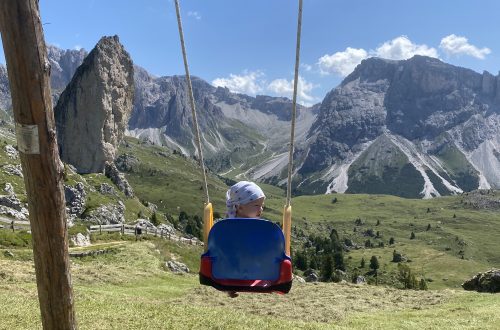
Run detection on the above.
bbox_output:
[397,264,418,289]
[369,255,379,272]
[150,212,161,226]
[392,250,403,262]
[321,254,334,281]
[294,250,308,271]
[419,278,428,290]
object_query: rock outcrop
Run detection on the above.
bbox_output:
[64,182,86,216]
[83,202,125,225]
[47,45,87,91]
[165,260,190,273]
[295,55,500,196]
[55,35,134,173]
[104,162,134,197]
[462,269,500,293]
[0,64,11,111]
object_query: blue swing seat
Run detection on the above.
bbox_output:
[199,218,293,293]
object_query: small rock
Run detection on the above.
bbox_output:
[0,195,22,211]
[293,274,306,283]
[4,183,14,195]
[4,145,18,159]
[3,250,14,258]
[305,272,319,282]
[3,164,23,177]
[70,233,91,247]
[353,275,366,284]
[99,183,116,195]
[166,260,190,273]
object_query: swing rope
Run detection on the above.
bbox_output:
[174,0,210,203]
[286,0,303,207]
[174,0,303,208]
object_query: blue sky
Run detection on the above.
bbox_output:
[1,0,500,106]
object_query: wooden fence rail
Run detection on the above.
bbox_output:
[0,218,202,246]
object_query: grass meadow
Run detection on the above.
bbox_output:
[1,240,499,330]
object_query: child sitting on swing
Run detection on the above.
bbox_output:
[226,181,265,219]
[225,181,266,298]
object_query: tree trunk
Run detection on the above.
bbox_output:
[0,1,77,329]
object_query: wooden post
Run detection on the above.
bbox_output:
[0,1,77,329]
[11,220,14,232]
[99,224,102,234]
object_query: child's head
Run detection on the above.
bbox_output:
[226,181,266,218]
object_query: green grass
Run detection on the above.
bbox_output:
[260,193,500,289]
[0,241,499,329]
[0,230,32,247]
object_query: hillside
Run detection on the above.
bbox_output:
[0,240,499,329]
[1,121,499,328]
[1,118,499,289]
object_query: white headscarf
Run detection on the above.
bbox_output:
[225,181,265,218]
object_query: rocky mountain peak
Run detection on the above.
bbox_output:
[296,55,500,196]
[342,57,398,86]
[47,45,87,91]
[0,64,10,111]
[55,35,134,173]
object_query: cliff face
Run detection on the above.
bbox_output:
[55,36,134,173]
[295,56,500,197]
[0,45,86,112]
[0,64,10,111]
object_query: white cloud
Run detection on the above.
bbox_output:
[267,76,316,105]
[187,11,201,20]
[212,71,264,95]
[300,63,313,72]
[73,45,83,51]
[317,36,439,77]
[318,47,368,76]
[439,34,491,59]
[374,36,438,60]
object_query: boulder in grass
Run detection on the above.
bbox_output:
[70,233,91,247]
[353,275,366,285]
[462,269,500,293]
[306,273,319,283]
[293,274,306,283]
[166,260,190,273]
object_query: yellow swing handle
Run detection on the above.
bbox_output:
[203,203,213,252]
[282,205,292,256]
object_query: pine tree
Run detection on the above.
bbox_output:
[370,255,380,285]
[419,278,428,290]
[321,254,334,282]
[150,212,160,226]
[410,231,416,239]
[389,237,395,245]
[294,250,308,271]
[369,255,379,272]
[309,256,318,270]
[360,257,365,268]
[426,223,431,231]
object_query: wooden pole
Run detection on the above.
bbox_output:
[0,1,77,329]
